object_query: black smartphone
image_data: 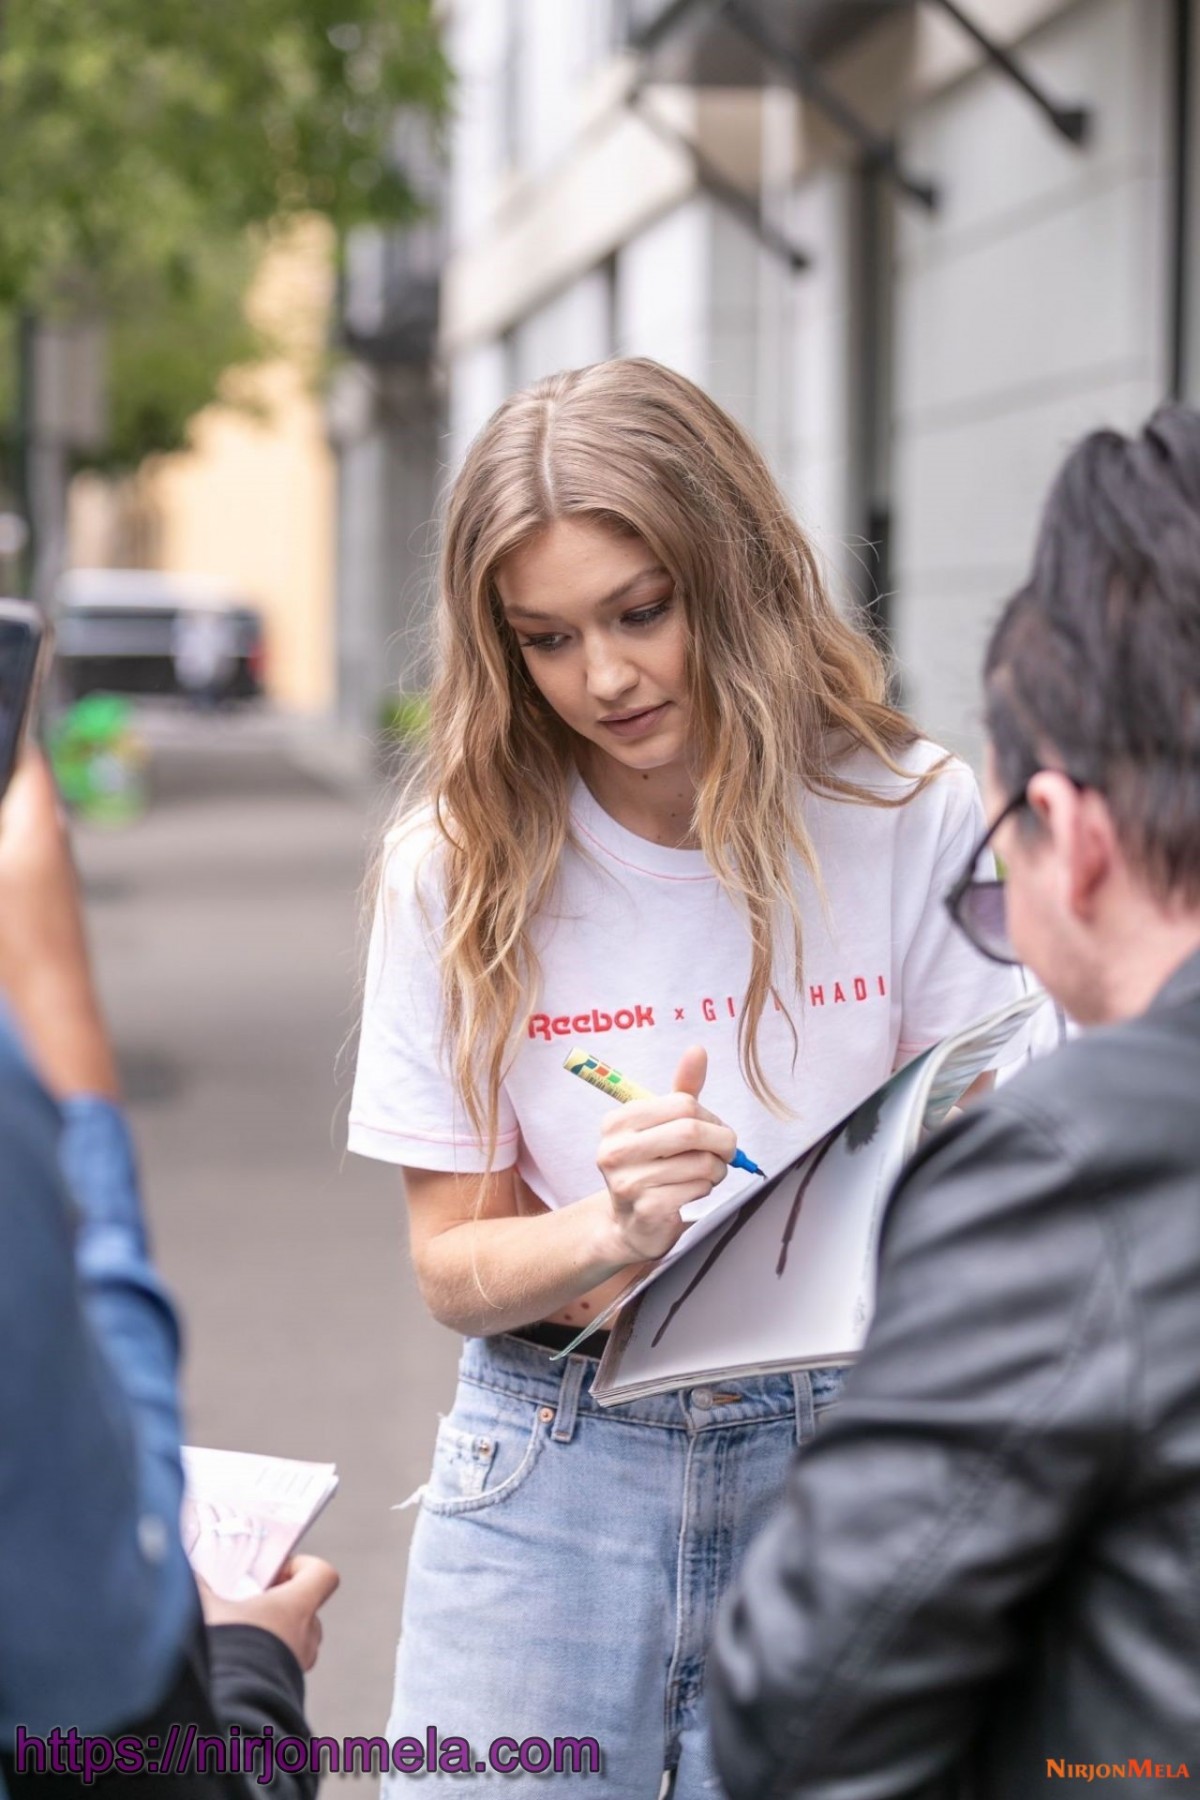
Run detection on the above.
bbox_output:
[0,600,47,801]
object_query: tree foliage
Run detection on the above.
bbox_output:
[102,238,270,470]
[0,0,449,466]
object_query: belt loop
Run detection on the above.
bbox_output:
[552,1355,588,1443]
[791,1369,815,1446]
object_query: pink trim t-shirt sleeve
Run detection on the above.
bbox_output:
[348,822,519,1173]
[893,761,1022,1057]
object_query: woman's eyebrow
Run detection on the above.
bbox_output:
[503,567,668,623]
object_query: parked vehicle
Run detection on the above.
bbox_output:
[54,569,266,704]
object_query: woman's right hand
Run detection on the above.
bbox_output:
[595,1046,736,1263]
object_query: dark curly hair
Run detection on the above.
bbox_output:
[985,405,1200,902]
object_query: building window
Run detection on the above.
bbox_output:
[578,0,620,77]
[501,0,524,171]
[1177,0,1200,399]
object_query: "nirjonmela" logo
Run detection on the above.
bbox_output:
[1046,1762,1191,1782]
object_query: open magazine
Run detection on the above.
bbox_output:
[555,989,1049,1406]
[180,1446,339,1601]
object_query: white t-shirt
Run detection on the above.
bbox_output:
[348,740,1020,1210]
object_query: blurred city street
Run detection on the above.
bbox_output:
[72,706,459,1761]
[2,0,1195,1779]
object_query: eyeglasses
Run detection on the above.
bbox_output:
[945,773,1090,965]
[944,789,1029,966]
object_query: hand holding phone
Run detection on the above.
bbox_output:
[0,600,46,801]
[0,747,120,1099]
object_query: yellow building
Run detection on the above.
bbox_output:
[70,220,337,716]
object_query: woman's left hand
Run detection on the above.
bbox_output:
[0,749,120,1098]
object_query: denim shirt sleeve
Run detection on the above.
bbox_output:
[58,1094,188,1482]
[0,1017,196,1739]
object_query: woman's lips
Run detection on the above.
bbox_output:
[598,703,669,740]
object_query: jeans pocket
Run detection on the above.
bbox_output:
[421,1398,548,1517]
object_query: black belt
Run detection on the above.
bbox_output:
[511,1320,609,1357]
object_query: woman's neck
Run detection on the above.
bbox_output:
[577,748,699,849]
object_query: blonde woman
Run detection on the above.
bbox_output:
[350,358,1017,1797]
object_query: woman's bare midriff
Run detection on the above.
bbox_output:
[542,1265,643,1331]
[512,1175,648,1330]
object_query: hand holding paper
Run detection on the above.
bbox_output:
[180,1446,339,1603]
[197,1552,339,1673]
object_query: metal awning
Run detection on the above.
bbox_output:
[624,0,935,209]
[623,0,1090,215]
[627,0,910,82]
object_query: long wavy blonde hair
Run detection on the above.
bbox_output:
[392,357,932,1160]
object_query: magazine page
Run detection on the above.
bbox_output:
[906,986,1052,1143]
[560,988,1049,1361]
[589,989,1050,1404]
[180,1446,339,1600]
[589,1055,930,1404]
[554,1066,909,1355]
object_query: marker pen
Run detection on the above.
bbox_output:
[563,1044,766,1178]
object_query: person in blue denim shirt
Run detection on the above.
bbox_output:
[0,756,196,1741]
[0,752,336,1797]
[0,1049,195,1734]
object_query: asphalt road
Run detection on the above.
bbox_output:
[73,706,460,1764]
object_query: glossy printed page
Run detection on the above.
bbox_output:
[180,1445,338,1600]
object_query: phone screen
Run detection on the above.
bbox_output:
[0,609,44,798]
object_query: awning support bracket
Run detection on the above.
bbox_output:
[930,0,1090,144]
[628,0,727,58]
[626,83,814,270]
[722,0,939,210]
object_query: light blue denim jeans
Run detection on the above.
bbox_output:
[383,1331,843,1797]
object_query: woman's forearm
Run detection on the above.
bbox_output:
[413,1189,636,1337]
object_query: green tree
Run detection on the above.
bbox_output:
[100,237,270,470]
[0,0,448,467]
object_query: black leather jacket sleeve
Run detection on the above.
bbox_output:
[0,1621,313,1800]
[708,1093,1134,1800]
[206,1624,315,1800]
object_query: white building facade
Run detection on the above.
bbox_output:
[438,0,1200,762]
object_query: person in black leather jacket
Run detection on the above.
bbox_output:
[707,407,1200,1799]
